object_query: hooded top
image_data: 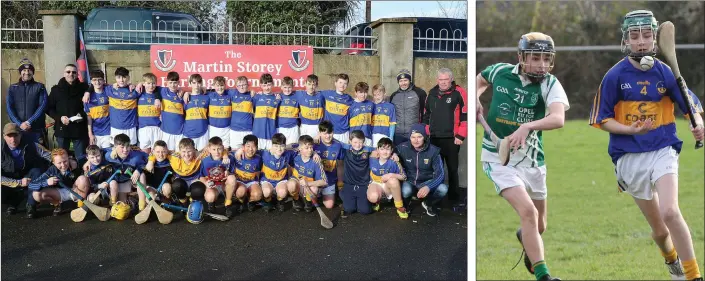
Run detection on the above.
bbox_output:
[394,123,445,192]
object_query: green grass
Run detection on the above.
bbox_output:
[476,119,704,280]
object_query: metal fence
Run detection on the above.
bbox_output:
[80,19,377,54]
[1,18,44,47]
[413,27,467,54]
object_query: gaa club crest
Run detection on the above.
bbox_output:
[154,49,177,72]
[288,49,310,72]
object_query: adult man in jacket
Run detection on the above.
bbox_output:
[47,64,89,160]
[6,58,48,145]
[396,123,447,217]
[389,69,427,146]
[423,68,467,204]
[1,123,51,218]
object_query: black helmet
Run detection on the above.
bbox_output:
[517,32,556,83]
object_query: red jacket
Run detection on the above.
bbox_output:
[422,81,468,140]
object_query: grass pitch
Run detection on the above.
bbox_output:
[476,119,704,280]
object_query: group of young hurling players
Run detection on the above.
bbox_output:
[28,67,427,223]
[477,10,704,281]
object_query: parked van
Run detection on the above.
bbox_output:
[82,6,210,50]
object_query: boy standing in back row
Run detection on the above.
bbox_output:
[322,74,353,145]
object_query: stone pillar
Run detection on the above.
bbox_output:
[371,18,416,95]
[38,10,83,87]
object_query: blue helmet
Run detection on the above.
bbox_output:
[186,201,204,224]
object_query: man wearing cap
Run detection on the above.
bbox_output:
[395,123,447,217]
[6,58,49,145]
[423,67,467,204]
[1,123,52,218]
[389,69,427,146]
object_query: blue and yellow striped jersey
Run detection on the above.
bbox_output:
[291,154,326,183]
[183,94,209,138]
[229,90,254,131]
[234,154,262,183]
[313,140,345,186]
[105,86,138,130]
[207,91,232,129]
[296,90,326,125]
[260,149,295,184]
[137,92,161,128]
[84,91,110,136]
[277,93,300,128]
[369,158,404,183]
[589,57,704,164]
[372,101,396,137]
[349,100,375,138]
[159,87,185,135]
[321,90,353,134]
[252,94,280,140]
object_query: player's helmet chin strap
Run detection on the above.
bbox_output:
[621,10,659,61]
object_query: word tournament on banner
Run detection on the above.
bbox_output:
[150,45,313,92]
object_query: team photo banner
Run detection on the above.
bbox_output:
[150,45,314,92]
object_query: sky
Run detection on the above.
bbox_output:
[352,1,467,25]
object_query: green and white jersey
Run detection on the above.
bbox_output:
[479,63,570,167]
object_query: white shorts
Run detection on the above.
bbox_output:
[364,138,373,148]
[238,181,259,189]
[94,135,112,149]
[117,181,133,193]
[58,188,78,202]
[333,131,350,145]
[615,146,679,200]
[260,180,287,189]
[110,127,137,145]
[300,124,320,139]
[277,126,300,145]
[481,161,547,200]
[162,132,183,151]
[138,126,162,150]
[208,126,230,148]
[258,138,272,150]
[372,133,390,147]
[190,133,210,151]
[229,130,253,150]
[370,181,392,200]
[321,184,336,196]
[208,185,224,195]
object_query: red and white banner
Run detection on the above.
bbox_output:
[150,45,314,92]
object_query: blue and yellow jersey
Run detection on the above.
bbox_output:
[372,101,396,137]
[252,94,280,140]
[229,90,254,131]
[349,99,375,138]
[208,91,232,128]
[369,158,404,183]
[149,150,208,183]
[260,149,294,184]
[321,90,353,134]
[277,93,300,128]
[200,155,235,179]
[313,140,345,186]
[84,91,110,136]
[296,90,326,125]
[589,57,704,164]
[105,86,138,130]
[234,154,262,183]
[137,92,161,128]
[291,154,326,183]
[183,94,209,138]
[159,87,185,135]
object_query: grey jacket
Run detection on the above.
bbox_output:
[389,84,427,135]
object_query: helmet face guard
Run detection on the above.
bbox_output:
[110,201,131,220]
[518,33,556,83]
[621,10,658,60]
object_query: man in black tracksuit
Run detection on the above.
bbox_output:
[423,68,467,204]
[396,123,447,217]
[6,58,49,145]
[389,69,427,146]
